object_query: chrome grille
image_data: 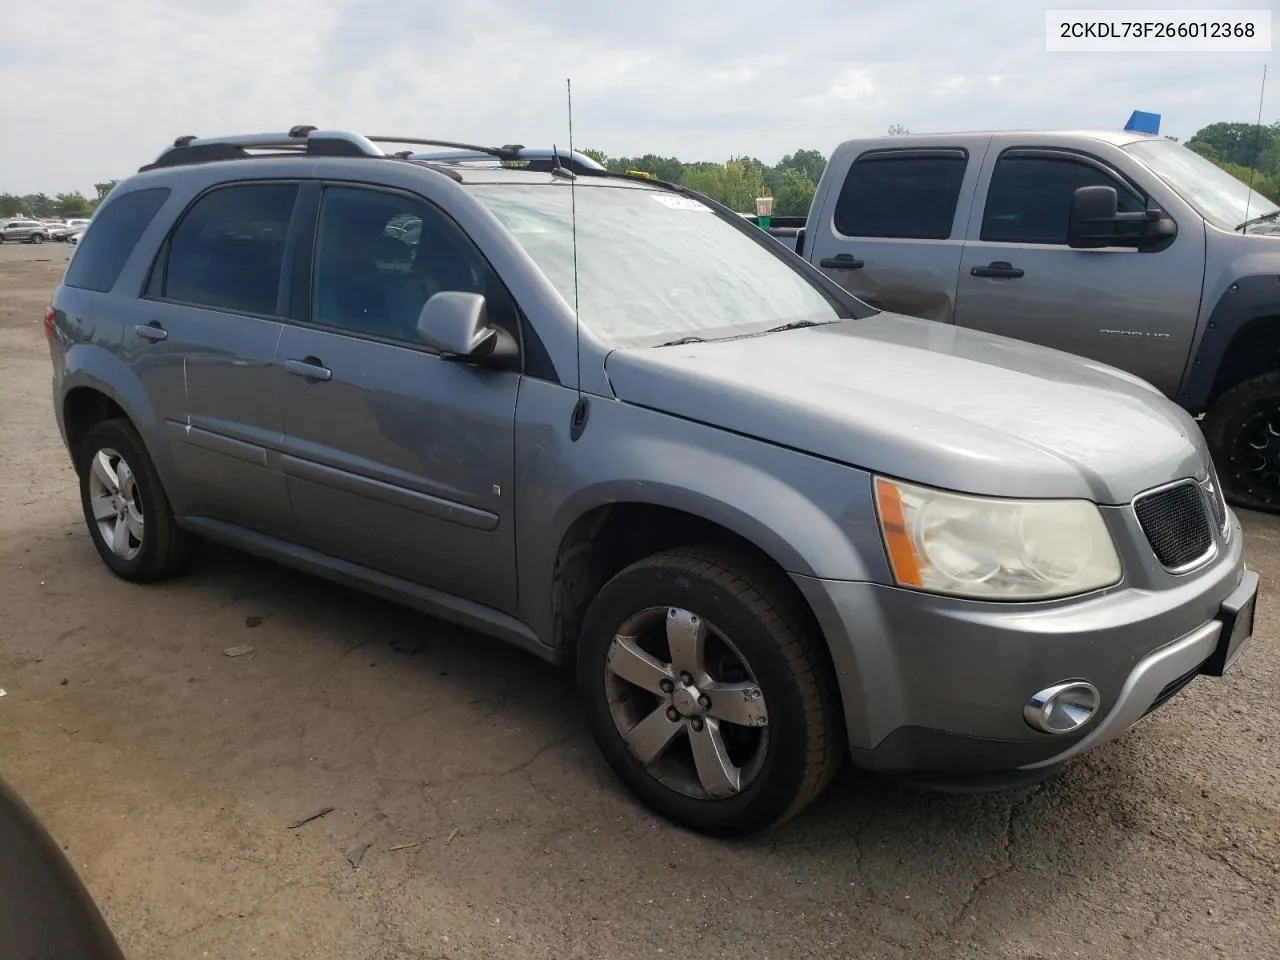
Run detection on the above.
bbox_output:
[1202,471,1228,533]
[1133,480,1213,571]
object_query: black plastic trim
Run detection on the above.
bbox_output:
[1179,274,1280,413]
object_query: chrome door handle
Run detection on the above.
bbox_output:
[283,357,332,381]
[134,322,167,342]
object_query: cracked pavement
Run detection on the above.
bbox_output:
[1,247,1277,959]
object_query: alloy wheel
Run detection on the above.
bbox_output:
[86,448,144,561]
[604,606,769,800]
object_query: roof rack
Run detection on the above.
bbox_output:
[141,126,604,177]
[405,147,606,176]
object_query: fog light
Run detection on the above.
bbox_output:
[1024,681,1101,734]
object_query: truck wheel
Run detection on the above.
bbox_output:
[1203,371,1280,512]
[577,547,844,837]
[76,419,193,582]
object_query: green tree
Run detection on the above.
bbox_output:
[772,167,817,217]
[580,148,608,165]
[21,193,54,217]
[93,180,119,207]
[1185,121,1280,169]
[0,194,22,217]
[54,192,92,217]
[777,148,826,186]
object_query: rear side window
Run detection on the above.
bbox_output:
[63,187,170,293]
[834,152,967,239]
[981,154,1147,245]
[160,182,298,316]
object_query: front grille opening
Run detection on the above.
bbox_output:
[1143,662,1202,717]
[1134,481,1213,570]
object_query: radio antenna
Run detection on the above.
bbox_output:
[1241,64,1268,229]
[567,77,582,402]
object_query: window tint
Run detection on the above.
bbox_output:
[834,153,967,239]
[162,183,297,315]
[311,186,518,345]
[63,188,170,293]
[981,155,1146,245]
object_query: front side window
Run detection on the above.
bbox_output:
[162,182,298,316]
[1124,136,1280,230]
[981,154,1147,245]
[833,152,968,239]
[310,186,518,345]
[470,183,852,347]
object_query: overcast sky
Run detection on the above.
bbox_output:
[0,0,1274,195]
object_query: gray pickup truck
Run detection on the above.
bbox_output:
[769,130,1280,511]
[49,128,1256,837]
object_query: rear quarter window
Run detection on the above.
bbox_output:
[63,188,171,293]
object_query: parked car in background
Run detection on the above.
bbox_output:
[0,218,51,243]
[53,219,92,241]
[764,129,1280,512]
[46,127,1256,836]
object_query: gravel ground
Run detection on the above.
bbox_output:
[0,241,1276,959]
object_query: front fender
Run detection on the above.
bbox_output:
[513,380,889,649]
[1178,274,1280,413]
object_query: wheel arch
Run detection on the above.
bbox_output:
[1178,276,1280,413]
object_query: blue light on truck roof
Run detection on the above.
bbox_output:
[1124,111,1161,135]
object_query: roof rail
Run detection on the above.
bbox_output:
[406,147,605,175]
[140,127,605,177]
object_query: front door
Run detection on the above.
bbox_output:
[276,183,522,613]
[952,146,1203,397]
[129,180,300,536]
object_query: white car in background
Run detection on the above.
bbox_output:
[53,219,91,241]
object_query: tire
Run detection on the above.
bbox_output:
[1202,371,1280,513]
[31,233,44,244]
[76,419,193,582]
[578,547,845,837]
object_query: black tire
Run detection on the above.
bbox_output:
[1202,371,1280,513]
[30,233,43,244]
[578,547,845,837]
[76,419,193,582]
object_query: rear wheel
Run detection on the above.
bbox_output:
[76,419,193,582]
[578,547,844,836]
[1203,371,1280,513]
[30,233,43,244]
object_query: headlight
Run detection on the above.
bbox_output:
[873,476,1121,600]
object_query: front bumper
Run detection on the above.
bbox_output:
[792,511,1255,776]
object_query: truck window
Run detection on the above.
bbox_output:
[833,152,967,240]
[981,154,1146,245]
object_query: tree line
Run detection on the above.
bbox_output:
[6,120,1280,222]
[0,180,119,219]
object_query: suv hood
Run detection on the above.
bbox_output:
[604,314,1209,504]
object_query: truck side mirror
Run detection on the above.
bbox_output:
[1069,185,1178,251]
[1068,185,1121,249]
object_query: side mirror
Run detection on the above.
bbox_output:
[416,291,518,368]
[1069,184,1177,251]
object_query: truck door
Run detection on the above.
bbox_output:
[806,138,990,322]
[952,140,1204,397]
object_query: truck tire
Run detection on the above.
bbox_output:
[76,419,194,582]
[1202,371,1280,512]
[577,546,845,837]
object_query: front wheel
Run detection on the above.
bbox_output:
[578,547,844,836]
[1203,371,1280,513]
[30,233,43,244]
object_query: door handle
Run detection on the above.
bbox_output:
[283,357,332,381]
[134,322,167,342]
[819,253,865,269]
[971,261,1024,279]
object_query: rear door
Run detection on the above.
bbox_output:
[806,138,990,322]
[952,141,1204,396]
[275,182,522,613]
[131,180,299,535]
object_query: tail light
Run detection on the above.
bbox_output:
[43,305,56,341]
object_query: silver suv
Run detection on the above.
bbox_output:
[46,127,1258,836]
[0,219,50,243]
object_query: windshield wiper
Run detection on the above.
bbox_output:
[656,335,706,347]
[762,319,825,334]
[1235,209,1280,231]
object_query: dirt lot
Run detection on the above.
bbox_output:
[0,240,1277,960]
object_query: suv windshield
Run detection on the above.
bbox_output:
[468,182,851,346]
[1124,137,1280,231]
